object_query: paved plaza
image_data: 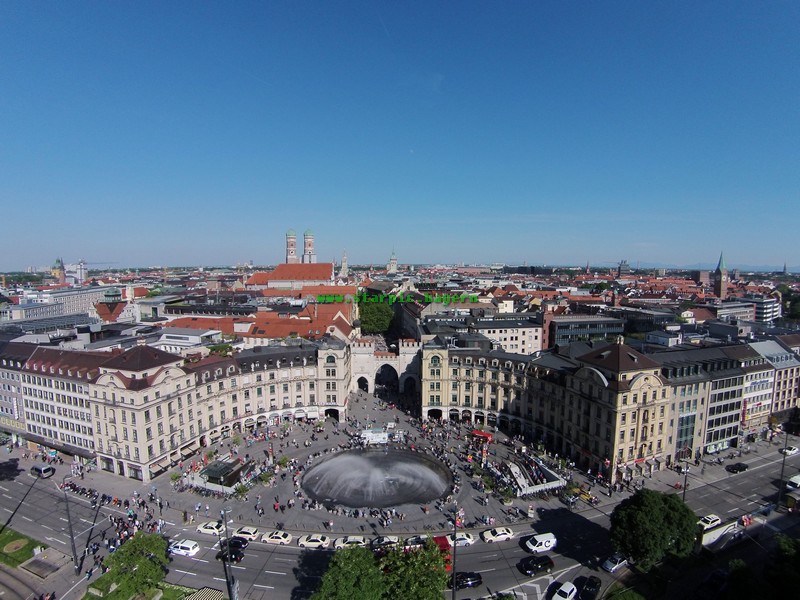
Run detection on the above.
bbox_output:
[3,388,795,600]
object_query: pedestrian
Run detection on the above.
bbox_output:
[86,568,93,580]
[205,504,209,517]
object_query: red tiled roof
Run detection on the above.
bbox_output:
[94,301,128,322]
[246,263,334,286]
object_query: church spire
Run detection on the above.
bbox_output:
[715,252,727,273]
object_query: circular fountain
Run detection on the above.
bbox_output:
[301,448,453,508]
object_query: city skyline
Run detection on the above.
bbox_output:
[1,2,798,271]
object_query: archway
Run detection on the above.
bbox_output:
[357,377,369,392]
[324,408,340,422]
[474,412,485,425]
[448,409,460,422]
[427,408,443,421]
[374,364,399,400]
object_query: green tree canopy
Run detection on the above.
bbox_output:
[609,489,697,571]
[105,532,169,590]
[765,534,800,596]
[379,541,448,600]
[310,547,384,600]
[359,301,394,334]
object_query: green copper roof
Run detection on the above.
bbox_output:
[716,252,727,272]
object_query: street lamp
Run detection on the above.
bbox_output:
[776,428,792,510]
[219,508,237,600]
[679,446,692,503]
[451,501,458,600]
[62,475,80,575]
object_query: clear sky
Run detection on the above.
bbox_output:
[1,1,798,271]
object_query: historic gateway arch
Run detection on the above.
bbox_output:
[350,338,421,398]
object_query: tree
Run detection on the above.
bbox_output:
[380,542,448,600]
[720,558,759,600]
[310,547,384,600]
[609,489,697,571]
[105,532,169,590]
[359,301,394,334]
[765,534,800,596]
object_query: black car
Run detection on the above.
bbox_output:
[726,462,749,474]
[519,555,555,576]
[579,575,602,600]
[215,547,244,563]
[220,536,249,550]
[448,572,483,590]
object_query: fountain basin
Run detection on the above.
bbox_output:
[301,448,452,509]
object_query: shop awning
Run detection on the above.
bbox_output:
[149,459,169,473]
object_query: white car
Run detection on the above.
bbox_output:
[554,581,578,600]
[371,535,400,550]
[446,532,475,547]
[196,520,224,536]
[698,514,722,530]
[297,534,331,549]
[403,534,430,549]
[233,526,260,541]
[333,535,367,550]
[262,530,293,545]
[780,446,799,456]
[481,527,514,543]
[169,539,200,557]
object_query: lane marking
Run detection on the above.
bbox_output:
[212,578,226,582]
[263,570,286,575]
[0,485,7,491]
[253,585,274,589]
[174,569,196,576]
[22,516,33,522]
[42,525,53,530]
[45,537,66,545]
[477,568,496,573]
[727,508,739,513]
[1,494,11,499]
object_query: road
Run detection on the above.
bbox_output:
[0,431,797,600]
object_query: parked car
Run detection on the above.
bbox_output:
[196,520,224,536]
[554,581,578,600]
[698,514,722,530]
[333,536,367,550]
[233,526,260,541]
[169,540,200,557]
[601,553,628,573]
[780,446,798,456]
[446,532,475,547]
[519,555,555,576]
[371,536,400,550]
[297,534,330,549]
[579,575,602,600]
[262,530,293,545]
[219,537,249,550]
[726,462,749,473]
[481,527,514,543]
[215,547,244,563]
[448,572,483,590]
[403,535,430,549]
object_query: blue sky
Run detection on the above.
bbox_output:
[1,1,798,271]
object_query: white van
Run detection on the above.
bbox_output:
[786,474,800,490]
[525,532,557,553]
[169,540,200,557]
[30,465,56,479]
